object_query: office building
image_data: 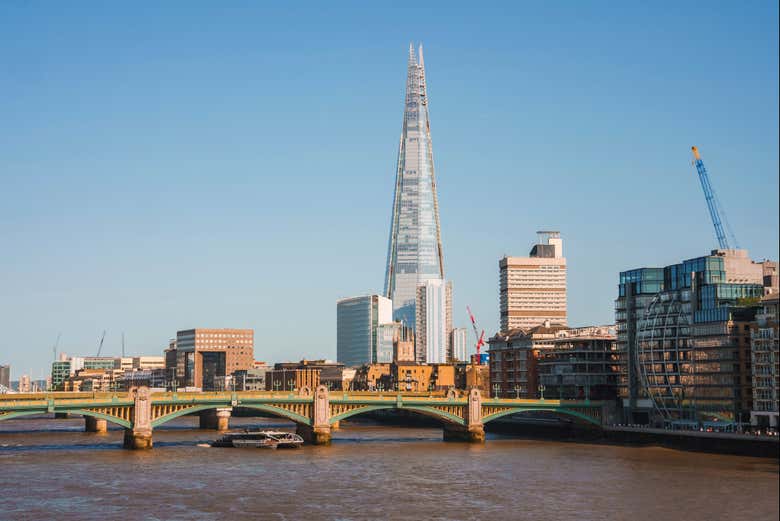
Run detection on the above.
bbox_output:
[415,279,452,363]
[500,231,567,332]
[384,44,447,330]
[451,328,468,362]
[168,328,254,390]
[375,323,400,364]
[616,249,774,426]
[751,294,779,428]
[337,295,393,366]
[537,326,620,401]
[0,365,10,390]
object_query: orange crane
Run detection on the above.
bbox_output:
[466,306,485,359]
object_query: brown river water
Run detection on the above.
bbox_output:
[0,416,777,521]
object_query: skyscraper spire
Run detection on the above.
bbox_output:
[384,43,445,333]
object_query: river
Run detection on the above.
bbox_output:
[0,416,777,520]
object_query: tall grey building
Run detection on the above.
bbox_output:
[0,365,10,390]
[384,43,446,330]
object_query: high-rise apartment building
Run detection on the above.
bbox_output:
[336,295,393,367]
[616,249,774,425]
[169,328,254,390]
[500,231,567,332]
[384,44,446,330]
[415,279,452,363]
[451,328,468,362]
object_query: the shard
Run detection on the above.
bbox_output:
[384,43,445,330]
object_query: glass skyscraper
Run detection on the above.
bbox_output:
[384,43,445,330]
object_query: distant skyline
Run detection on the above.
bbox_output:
[1,2,778,378]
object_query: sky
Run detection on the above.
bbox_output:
[1,1,778,379]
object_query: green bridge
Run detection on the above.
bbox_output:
[0,386,609,449]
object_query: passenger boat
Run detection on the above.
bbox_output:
[211,429,304,449]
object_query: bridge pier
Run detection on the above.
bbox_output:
[199,408,232,431]
[442,423,485,443]
[85,416,107,433]
[124,386,153,450]
[296,424,332,445]
[123,428,153,449]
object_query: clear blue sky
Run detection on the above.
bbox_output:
[1,1,778,380]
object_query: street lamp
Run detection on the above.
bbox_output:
[514,385,521,399]
[493,384,501,399]
[287,379,294,392]
[377,382,384,393]
[274,380,281,393]
[538,384,546,400]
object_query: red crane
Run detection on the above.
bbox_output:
[466,306,485,359]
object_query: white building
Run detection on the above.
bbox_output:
[451,327,468,362]
[415,279,452,364]
[336,295,393,367]
[500,231,567,331]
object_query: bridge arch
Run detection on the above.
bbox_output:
[328,404,466,427]
[70,409,133,429]
[0,410,47,422]
[150,403,312,428]
[481,407,602,427]
[0,409,133,428]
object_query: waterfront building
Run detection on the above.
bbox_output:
[384,44,447,331]
[117,368,168,390]
[132,356,165,370]
[461,363,490,394]
[415,279,453,363]
[0,365,10,390]
[267,360,348,392]
[232,367,270,391]
[169,328,254,390]
[616,249,774,426]
[336,295,393,366]
[537,326,621,401]
[487,322,568,398]
[266,368,319,392]
[451,328,468,362]
[750,294,779,428]
[500,231,567,332]
[352,363,392,391]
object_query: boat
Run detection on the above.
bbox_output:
[211,429,304,449]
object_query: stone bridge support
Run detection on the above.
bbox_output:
[85,416,107,433]
[296,385,331,445]
[199,408,232,431]
[443,388,485,443]
[124,386,153,450]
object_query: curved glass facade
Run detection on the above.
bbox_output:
[384,44,445,328]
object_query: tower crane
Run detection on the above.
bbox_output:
[96,330,106,357]
[691,146,738,250]
[466,306,485,360]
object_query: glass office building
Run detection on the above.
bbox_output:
[384,44,446,329]
[337,295,393,367]
[616,249,767,426]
